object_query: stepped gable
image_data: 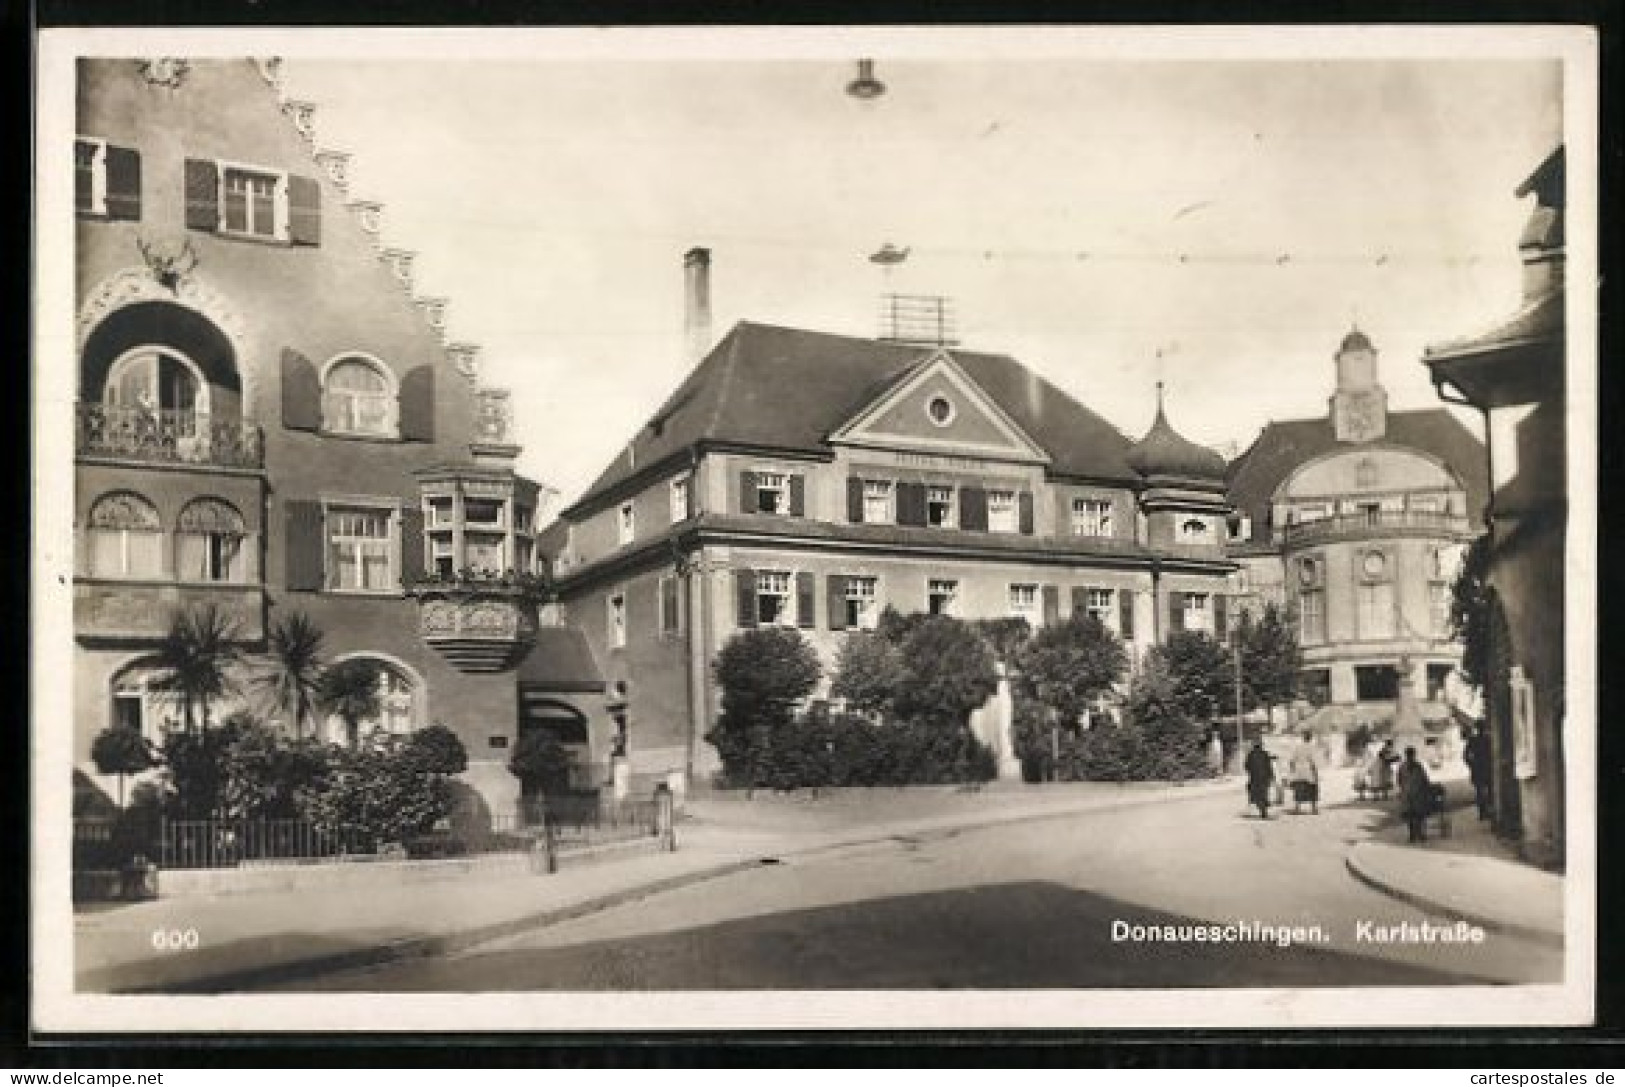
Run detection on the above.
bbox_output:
[1225,409,1489,544]
[571,321,1139,512]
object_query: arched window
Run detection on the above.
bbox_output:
[322,657,420,746]
[322,356,397,437]
[87,492,163,578]
[109,658,184,744]
[105,346,209,431]
[176,497,247,583]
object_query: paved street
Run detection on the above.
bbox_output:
[274,786,1560,990]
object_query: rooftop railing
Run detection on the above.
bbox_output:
[76,403,264,470]
[1279,509,1469,546]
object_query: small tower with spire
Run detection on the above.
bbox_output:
[1126,382,1231,548]
[1330,324,1388,443]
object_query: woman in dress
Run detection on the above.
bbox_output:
[1286,730,1321,814]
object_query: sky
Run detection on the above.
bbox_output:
[281,41,1562,516]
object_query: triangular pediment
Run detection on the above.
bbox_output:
[829,350,1051,464]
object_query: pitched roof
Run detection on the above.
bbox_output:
[516,626,606,692]
[571,321,1138,512]
[1226,409,1488,543]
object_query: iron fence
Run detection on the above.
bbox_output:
[155,793,671,871]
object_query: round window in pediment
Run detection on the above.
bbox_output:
[925,395,955,427]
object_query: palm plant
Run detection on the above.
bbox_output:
[148,603,244,734]
[254,612,327,739]
[319,658,383,748]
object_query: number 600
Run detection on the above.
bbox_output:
[150,928,199,951]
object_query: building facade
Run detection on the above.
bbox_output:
[70,58,608,815]
[1423,147,1566,866]
[548,253,1237,787]
[1225,329,1488,734]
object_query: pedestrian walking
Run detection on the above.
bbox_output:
[1244,739,1275,820]
[1397,745,1433,843]
[1366,738,1399,799]
[1206,730,1225,775]
[1464,722,1493,821]
[1286,730,1321,814]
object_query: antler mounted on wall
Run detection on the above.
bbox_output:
[136,235,200,291]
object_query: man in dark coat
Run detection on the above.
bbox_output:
[1464,723,1492,820]
[1244,739,1275,820]
[1398,746,1433,843]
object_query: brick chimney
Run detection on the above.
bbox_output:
[683,247,712,367]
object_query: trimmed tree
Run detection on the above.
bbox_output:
[407,723,469,776]
[707,627,822,787]
[89,727,155,808]
[319,658,383,748]
[1015,611,1128,726]
[893,615,1000,727]
[830,631,905,719]
[1235,602,1302,724]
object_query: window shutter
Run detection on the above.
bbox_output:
[1214,593,1228,643]
[399,505,425,586]
[399,365,435,442]
[104,145,141,221]
[847,477,864,523]
[1071,585,1089,617]
[280,348,322,432]
[896,482,927,526]
[1169,593,1184,634]
[1041,584,1060,627]
[1014,490,1040,532]
[684,473,698,518]
[961,486,988,531]
[796,571,816,629]
[788,474,806,517]
[826,575,848,631]
[739,471,757,514]
[183,158,219,231]
[287,174,321,246]
[734,568,757,628]
[1120,590,1136,640]
[661,576,681,634]
[284,500,325,592]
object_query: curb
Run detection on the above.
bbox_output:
[112,856,766,994]
[1343,846,1564,949]
[105,778,1236,993]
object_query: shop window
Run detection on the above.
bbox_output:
[1355,664,1400,702]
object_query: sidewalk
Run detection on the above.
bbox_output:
[1342,782,1564,946]
[76,775,1235,993]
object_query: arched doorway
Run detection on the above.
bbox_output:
[320,655,423,747]
[107,657,184,745]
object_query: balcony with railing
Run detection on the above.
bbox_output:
[76,403,264,470]
[1279,509,1471,547]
